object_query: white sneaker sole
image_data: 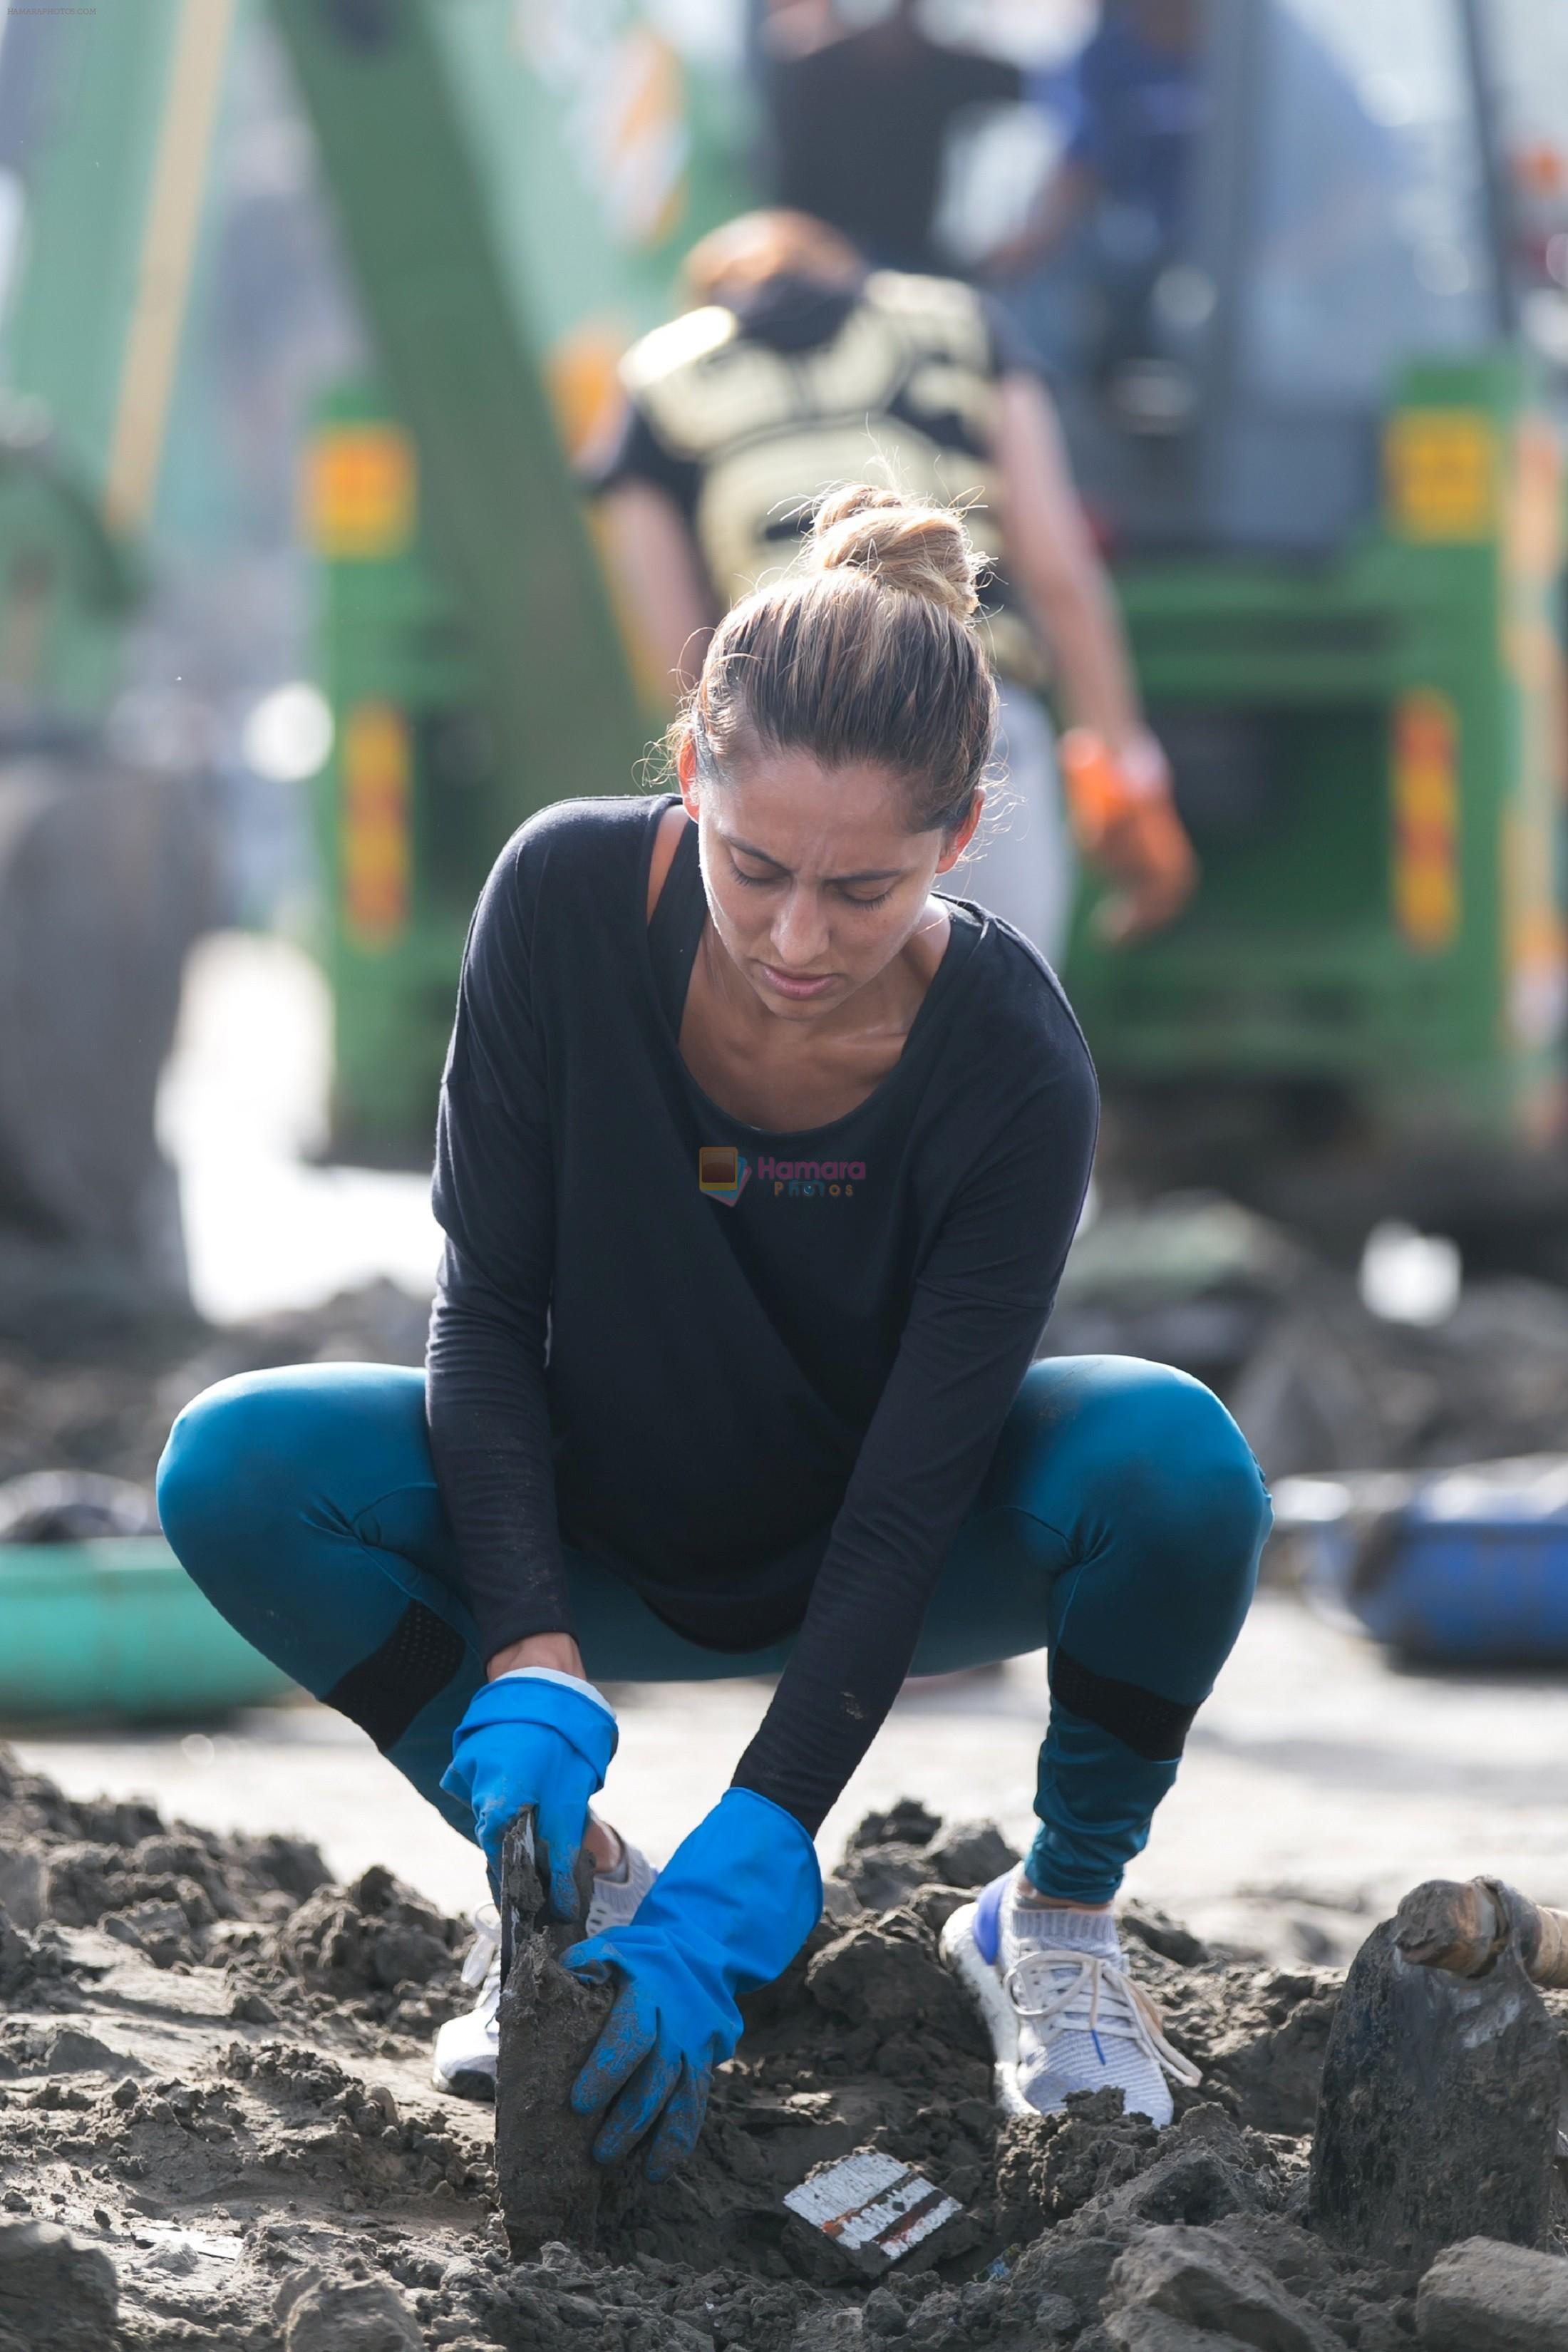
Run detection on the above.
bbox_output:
[939,1898,1036,2120]
[432,2057,495,2103]
[431,2016,497,2102]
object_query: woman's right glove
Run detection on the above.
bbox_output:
[440,1668,617,1918]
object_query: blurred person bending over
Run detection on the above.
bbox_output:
[589,210,1194,961]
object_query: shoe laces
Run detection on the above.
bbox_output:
[461,1904,501,1996]
[1004,1947,1201,2088]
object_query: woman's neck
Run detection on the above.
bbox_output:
[680,899,951,1130]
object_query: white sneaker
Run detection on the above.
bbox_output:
[939,1867,1200,2127]
[431,1833,657,2099]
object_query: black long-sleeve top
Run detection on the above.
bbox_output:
[426,795,1098,1832]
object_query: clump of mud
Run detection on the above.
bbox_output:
[0,1749,1455,2348]
[0,1278,430,1505]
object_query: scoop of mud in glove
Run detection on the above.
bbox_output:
[493,1811,614,2254]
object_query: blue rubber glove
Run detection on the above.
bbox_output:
[563,1787,822,2180]
[440,1668,617,1919]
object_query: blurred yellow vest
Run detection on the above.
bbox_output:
[621,271,1043,687]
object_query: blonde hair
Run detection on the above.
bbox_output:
[677,485,997,835]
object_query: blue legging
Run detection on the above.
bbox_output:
[155,1356,1269,1904]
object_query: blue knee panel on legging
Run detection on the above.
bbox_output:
[157,1355,1270,1902]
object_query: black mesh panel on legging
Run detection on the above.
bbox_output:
[323,1600,468,1753]
[1049,1646,1199,1763]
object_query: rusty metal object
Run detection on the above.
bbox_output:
[1393,1874,1568,1988]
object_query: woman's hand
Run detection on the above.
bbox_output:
[487,1632,587,1682]
[563,1789,822,2180]
[1058,727,1197,945]
[441,1666,617,1917]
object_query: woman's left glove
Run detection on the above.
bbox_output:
[440,1668,617,1917]
[563,1787,821,2181]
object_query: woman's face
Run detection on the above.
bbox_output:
[678,739,981,1022]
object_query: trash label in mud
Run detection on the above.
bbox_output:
[783,2149,963,2276]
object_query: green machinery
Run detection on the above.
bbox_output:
[270,0,751,1163]
[0,0,749,1255]
[3,0,1567,1267]
[1047,0,1568,1253]
[282,0,1568,1256]
[1073,350,1565,1249]
[0,0,236,1302]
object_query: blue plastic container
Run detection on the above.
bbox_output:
[1278,1458,1568,1663]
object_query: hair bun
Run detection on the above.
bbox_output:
[807,484,981,624]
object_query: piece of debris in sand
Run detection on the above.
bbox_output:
[783,2147,972,2280]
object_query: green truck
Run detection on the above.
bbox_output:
[292,0,1568,1267]
[2,0,1567,1286]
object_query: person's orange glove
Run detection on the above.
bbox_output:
[1058,728,1197,945]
